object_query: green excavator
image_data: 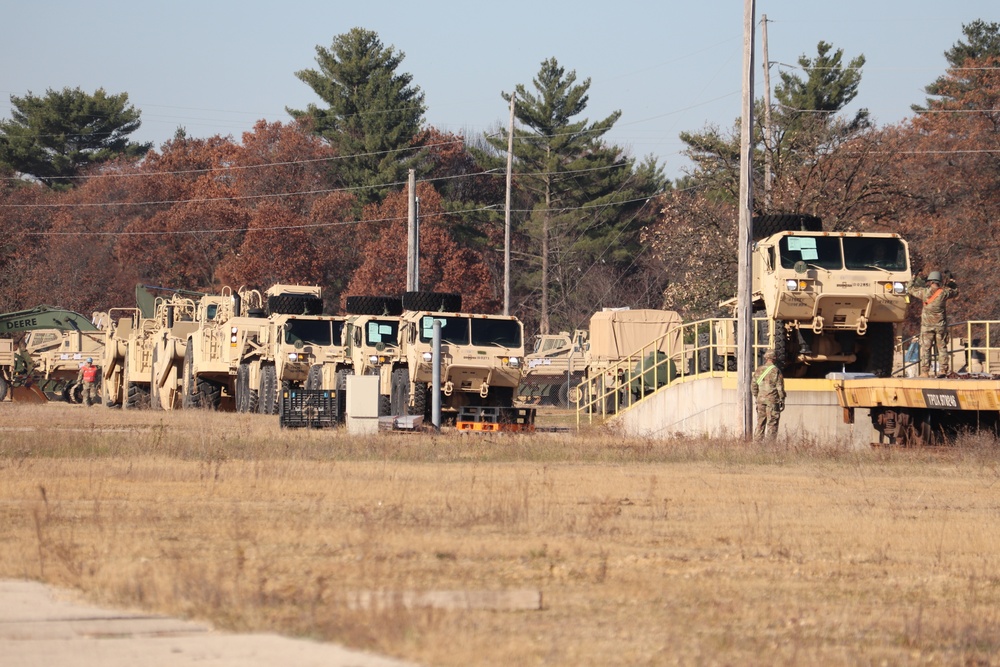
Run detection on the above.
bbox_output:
[0,305,102,402]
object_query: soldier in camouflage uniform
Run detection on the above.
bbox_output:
[751,349,785,440]
[907,270,958,377]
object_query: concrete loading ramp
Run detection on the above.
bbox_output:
[602,374,876,447]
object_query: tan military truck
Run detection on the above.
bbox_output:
[520,310,684,409]
[102,293,200,409]
[390,292,525,421]
[227,285,349,416]
[342,296,405,416]
[719,214,912,377]
[177,287,266,411]
[582,309,685,410]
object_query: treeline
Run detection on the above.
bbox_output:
[1,23,999,340]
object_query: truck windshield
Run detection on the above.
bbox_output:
[843,237,908,271]
[471,318,522,347]
[365,319,399,346]
[284,319,343,347]
[778,235,843,270]
[420,315,470,345]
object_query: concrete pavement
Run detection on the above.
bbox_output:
[0,580,418,667]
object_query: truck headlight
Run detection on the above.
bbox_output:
[893,281,905,294]
[287,353,306,362]
[368,354,379,364]
[785,279,799,291]
[422,351,433,362]
[507,356,521,368]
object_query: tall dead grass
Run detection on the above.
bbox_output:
[2,402,1000,665]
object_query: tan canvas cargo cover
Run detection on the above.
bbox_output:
[588,309,683,362]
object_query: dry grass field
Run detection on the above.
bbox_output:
[2,402,1000,665]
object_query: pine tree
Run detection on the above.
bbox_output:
[288,28,426,204]
[0,87,150,188]
[486,58,663,333]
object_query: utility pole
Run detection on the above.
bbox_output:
[761,13,773,211]
[504,93,515,316]
[414,196,420,290]
[406,169,417,291]
[737,0,757,441]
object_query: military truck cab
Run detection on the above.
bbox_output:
[749,230,912,377]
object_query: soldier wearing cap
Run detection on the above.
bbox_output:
[907,270,959,377]
[751,349,785,441]
[75,357,100,407]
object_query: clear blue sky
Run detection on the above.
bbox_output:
[2,1,995,181]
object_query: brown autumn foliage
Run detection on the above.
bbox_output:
[645,55,1000,327]
[887,55,1000,322]
[0,120,511,317]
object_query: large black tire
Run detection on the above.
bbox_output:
[557,380,572,408]
[410,380,428,418]
[259,364,278,415]
[402,291,462,313]
[196,378,222,410]
[306,364,324,390]
[235,363,250,413]
[863,322,895,378]
[64,382,83,404]
[752,214,823,241]
[150,346,162,410]
[390,367,408,416]
[378,394,391,417]
[0,374,8,402]
[335,367,353,421]
[266,293,323,316]
[182,345,200,409]
[124,358,149,410]
[752,309,783,368]
[345,295,403,316]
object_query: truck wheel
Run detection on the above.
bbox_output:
[259,364,278,415]
[410,381,428,418]
[0,375,7,402]
[235,363,248,412]
[557,381,571,407]
[864,323,895,377]
[345,296,403,316]
[197,379,222,410]
[752,214,823,241]
[182,345,200,409]
[378,394,391,417]
[335,367,353,421]
[150,346,162,410]
[402,291,462,313]
[306,364,324,390]
[236,364,259,414]
[390,367,409,416]
[124,357,149,410]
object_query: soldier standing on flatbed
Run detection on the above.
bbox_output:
[752,349,785,441]
[907,270,959,377]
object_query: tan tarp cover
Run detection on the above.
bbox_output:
[587,309,683,362]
